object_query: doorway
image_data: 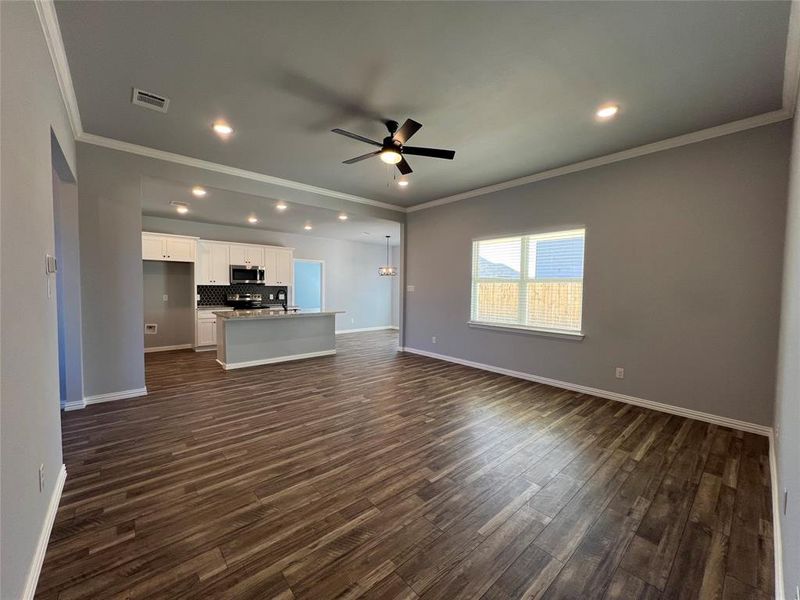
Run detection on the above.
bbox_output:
[293,259,324,312]
[51,131,84,410]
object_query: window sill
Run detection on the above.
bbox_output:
[467,321,585,340]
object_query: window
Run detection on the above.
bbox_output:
[470,229,585,335]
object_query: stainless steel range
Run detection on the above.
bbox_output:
[225,293,264,309]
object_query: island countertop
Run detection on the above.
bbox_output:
[213,309,344,321]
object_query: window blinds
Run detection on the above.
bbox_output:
[471,229,585,333]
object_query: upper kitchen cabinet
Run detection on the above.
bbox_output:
[142,233,197,262]
[229,244,264,267]
[196,241,230,285]
[263,248,293,285]
[274,249,293,285]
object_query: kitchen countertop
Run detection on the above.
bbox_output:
[198,305,233,311]
[213,309,343,321]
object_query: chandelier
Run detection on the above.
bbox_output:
[378,235,397,276]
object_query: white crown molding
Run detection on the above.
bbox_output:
[408,109,792,213]
[34,0,82,138]
[76,133,405,212]
[38,0,800,216]
[399,346,773,436]
[22,464,67,600]
[783,0,800,113]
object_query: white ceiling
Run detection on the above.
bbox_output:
[140,176,401,244]
[56,1,791,207]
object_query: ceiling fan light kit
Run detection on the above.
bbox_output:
[333,118,455,175]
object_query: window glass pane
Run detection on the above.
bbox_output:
[526,281,583,331]
[475,282,519,323]
[472,229,585,332]
[477,237,521,279]
[529,236,584,280]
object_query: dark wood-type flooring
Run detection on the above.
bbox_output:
[37,331,774,599]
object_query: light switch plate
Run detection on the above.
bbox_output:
[45,254,57,274]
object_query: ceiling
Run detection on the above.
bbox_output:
[141,177,401,245]
[56,1,790,208]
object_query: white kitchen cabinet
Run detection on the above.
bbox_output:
[196,308,232,347]
[196,241,230,285]
[274,249,293,285]
[196,318,217,346]
[165,237,196,262]
[262,248,277,284]
[229,244,264,267]
[263,248,292,285]
[141,233,196,262]
[142,235,165,261]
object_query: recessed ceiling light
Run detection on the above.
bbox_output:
[170,201,189,214]
[192,186,207,197]
[338,214,348,221]
[247,216,258,224]
[212,120,233,137]
[595,104,619,120]
[397,177,409,187]
[276,202,288,211]
[304,223,313,231]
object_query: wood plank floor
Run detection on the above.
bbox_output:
[37,330,774,599]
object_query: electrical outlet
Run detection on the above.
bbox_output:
[432,336,437,344]
[144,324,158,334]
[162,294,168,302]
[39,464,45,492]
[351,317,355,324]
[794,585,799,600]
[615,367,625,379]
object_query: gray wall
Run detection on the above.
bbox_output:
[142,216,394,332]
[391,245,401,328]
[53,168,84,407]
[774,109,800,595]
[405,122,790,427]
[0,3,76,598]
[143,261,194,349]
[77,142,403,398]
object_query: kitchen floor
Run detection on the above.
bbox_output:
[37,331,773,599]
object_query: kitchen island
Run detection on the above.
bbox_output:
[213,309,343,370]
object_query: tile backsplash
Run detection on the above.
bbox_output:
[197,284,288,306]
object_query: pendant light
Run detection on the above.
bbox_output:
[378,235,397,277]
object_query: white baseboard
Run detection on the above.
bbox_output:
[335,325,398,334]
[22,464,66,600]
[193,346,217,352]
[65,387,148,411]
[144,343,193,353]
[769,433,786,600]
[399,347,772,437]
[217,349,336,370]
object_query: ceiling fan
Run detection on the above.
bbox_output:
[332,119,455,175]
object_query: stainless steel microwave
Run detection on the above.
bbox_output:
[230,265,265,285]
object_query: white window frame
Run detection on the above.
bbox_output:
[468,228,585,340]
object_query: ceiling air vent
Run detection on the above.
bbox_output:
[131,87,169,113]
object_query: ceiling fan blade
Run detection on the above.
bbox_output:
[331,128,382,147]
[396,157,413,175]
[402,146,456,160]
[393,119,422,144]
[343,151,381,164]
